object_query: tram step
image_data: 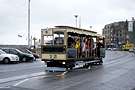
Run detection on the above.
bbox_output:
[45,67,66,72]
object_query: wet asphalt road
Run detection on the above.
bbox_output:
[0,60,45,79]
[0,51,135,90]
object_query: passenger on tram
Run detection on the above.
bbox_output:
[67,36,75,48]
[75,37,81,58]
[82,38,86,57]
[67,36,76,58]
[89,38,94,57]
[96,38,104,58]
[85,38,89,57]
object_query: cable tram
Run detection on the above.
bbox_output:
[41,26,105,71]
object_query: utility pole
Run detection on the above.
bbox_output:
[90,26,92,29]
[28,0,31,48]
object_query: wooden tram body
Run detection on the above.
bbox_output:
[41,26,105,71]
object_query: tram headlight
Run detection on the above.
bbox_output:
[62,62,66,64]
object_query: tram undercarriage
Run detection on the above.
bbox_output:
[44,58,103,72]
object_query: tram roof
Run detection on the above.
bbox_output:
[55,26,97,36]
[55,26,96,33]
[41,26,99,36]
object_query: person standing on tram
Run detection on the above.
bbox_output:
[67,36,75,48]
[87,38,92,57]
[82,37,89,58]
[82,38,86,57]
[75,37,81,58]
[85,38,89,57]
[96,38,104,58]
[89,38,94,57]
[86,38,90,57]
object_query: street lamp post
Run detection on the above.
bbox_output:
[33,37,37,49]
[28,0,31,48]
[79,16,81,28]
[90,26,92,29]
[74,15,78,28]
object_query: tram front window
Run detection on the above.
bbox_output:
[42,32,65,53]
[44,36,53,45]
[44,32,64,45]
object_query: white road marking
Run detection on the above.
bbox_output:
[13,79,29,86]
[0,71,67,86]
[0,66,44,73]
[13,75,50,86]
[0,72,45,84]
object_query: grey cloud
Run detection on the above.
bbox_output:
[108,0,135,11]
[0,0,135,44]
[0,0,27,34]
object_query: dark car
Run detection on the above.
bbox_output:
[133,48,135,54]
[1,48,35,62]
[20,49,39,59]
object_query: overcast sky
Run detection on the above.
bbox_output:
[0,0,135,45]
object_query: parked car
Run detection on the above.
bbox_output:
[20,49,39,59]
[107,48,117,51]
[0,49,19,64]
[112,48,117,51]
[1,48,35,62]
[107,48,113,50]
[129,48,134,52]
[133,48,135,54]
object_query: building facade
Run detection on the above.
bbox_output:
[102,20,135,48]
